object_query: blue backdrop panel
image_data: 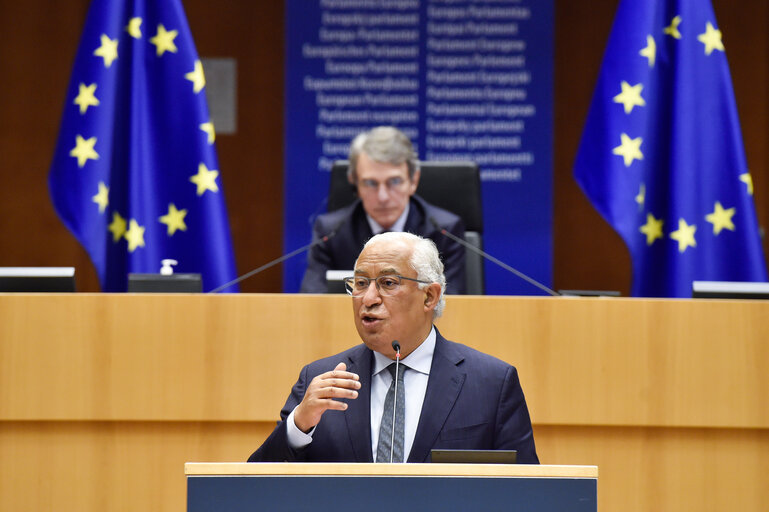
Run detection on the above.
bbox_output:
[188,475,596,512]
[284,1,553,294]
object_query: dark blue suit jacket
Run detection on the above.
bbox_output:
[299,195,467,294]
[248,329,538,464]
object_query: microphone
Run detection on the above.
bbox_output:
[208,225,341,294]
[390,340,401,463]
[429,217,560,296]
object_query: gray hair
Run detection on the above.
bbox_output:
[358,231,447,318]
[348,126,419,183]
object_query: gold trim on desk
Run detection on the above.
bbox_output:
[184,462,599,478]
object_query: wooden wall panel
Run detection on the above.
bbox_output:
[1,423,766,512]
[0,421,272,512]
[535,425,769,512]
[2,294,768,428]
[1,294,768,511]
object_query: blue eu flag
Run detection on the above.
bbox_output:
[49,0,238,292]
[574,0,767,297]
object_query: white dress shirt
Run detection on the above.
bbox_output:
[286,327,436,462]
[366,201,410,234]
[369,327,434,460]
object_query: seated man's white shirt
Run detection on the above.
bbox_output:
[366,202,409,234]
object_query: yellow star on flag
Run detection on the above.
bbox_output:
[108,212,127,242]
[664,15,682,39]
[124,219,146,252]
[698,22,724,56]
[640,213,664,246]
[639,35,656,67]
[92,182,109,213]
[190,163,220,196]
[612,133,644,167]
[613,81,646,114]
[70,135,99,168]
[74,83,100,114]
[150,24,178,57]
[739,173,753,195]
[670,218,697,253]
[126,17,142,39]
[635,183,646,208]
[185,60,206,93]
[93,34,118,68]
[159,203,188,235]
[705,201,736,235]
[200,122,215,144]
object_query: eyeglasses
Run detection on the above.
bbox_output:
[343,275,429,296]
[358,177,407,191]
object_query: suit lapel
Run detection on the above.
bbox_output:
[403,197,424,233]
[351,201,375,246]
[343,346,374,462]
[408,333,466,462]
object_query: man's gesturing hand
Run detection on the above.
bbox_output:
[294,362,361,433]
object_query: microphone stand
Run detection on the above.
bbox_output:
[208,232,336,293]
[433,220,560,296]
[390,340,401,463]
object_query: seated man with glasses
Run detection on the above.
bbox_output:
[300,126,467,294]
[250,231,538,464]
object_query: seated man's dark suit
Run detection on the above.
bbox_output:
[248,329,538,464]
[300,195,467,294]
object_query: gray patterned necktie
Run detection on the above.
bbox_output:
[376,362,406,463]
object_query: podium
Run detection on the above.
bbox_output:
[185,463,598,512]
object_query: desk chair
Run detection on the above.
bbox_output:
[328,161,485,294]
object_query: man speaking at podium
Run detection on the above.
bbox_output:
[249,232,538,463]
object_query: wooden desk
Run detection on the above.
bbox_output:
[1,294,767,511]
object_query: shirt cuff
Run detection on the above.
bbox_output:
[286,407,315,449]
